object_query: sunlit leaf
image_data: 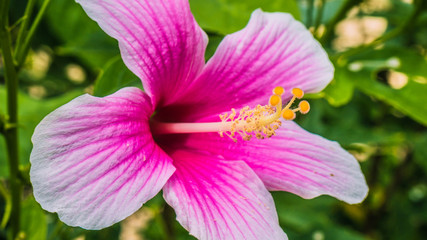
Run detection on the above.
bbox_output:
[349,47,427,126]
[355,74,427,126]
[189,0,301,35]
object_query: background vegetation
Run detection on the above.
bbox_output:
[1,0,427,239]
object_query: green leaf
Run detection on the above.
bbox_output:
[93,56,142,97]
[0,88,83,177]
[273,192,365,240]
[274,192,335,232]
[349,47,427,126]
[189,0,301,35]
[321,226,366,240]
[43,0,100,41]
[298,94,405,146]
[323,66,355,107]
[21,196,47,240]
[57,32,119,69]
[355,74,427,126]
[43,0,118,67]
[205,34,223,60]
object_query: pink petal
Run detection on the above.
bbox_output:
[181,121,368,204]
[175,9,333,120]
[163,150,287,240]
[75,0,207,106]
[30,88,175,229]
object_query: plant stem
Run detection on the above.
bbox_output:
[0,182,11,229]
[14,0,36,60]
[314,0,325,33]
[0,115,5,135]
[306,0,314,27]
[15,0,51,67]
[0,0,9,26]
[0,0,22,238]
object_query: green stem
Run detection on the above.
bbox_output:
[1,0,9,26]
[0,115,5,135]
[14,0,36,61]
[306,0,314,27]
[320,0,362,45]
[15,0,51,67]
[0,1,21,238]
[332,0,423,60]
[314,0,326,33]
[0,182,12,229]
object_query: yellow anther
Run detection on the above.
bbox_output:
[292,88,304,99]
[273,86,285,96]
[218,86,311,142]
[299,100,310,114]
[282,109,295,120]
[269,95,281,106]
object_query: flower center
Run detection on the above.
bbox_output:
[150,86,310,142]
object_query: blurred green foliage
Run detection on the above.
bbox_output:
[0,88,82,177]
[93,56,141,97]
[1,0,427,239]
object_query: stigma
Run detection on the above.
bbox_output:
[150,86,310,142]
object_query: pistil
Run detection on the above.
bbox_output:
[151,87,310,142]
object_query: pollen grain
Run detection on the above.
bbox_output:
[269,95,281,106]
[273,86,285,96]
[299,100,310,114]
[291,88,304,99]
[282,109,295,120]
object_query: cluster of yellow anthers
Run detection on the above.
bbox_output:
[219,86,310,142]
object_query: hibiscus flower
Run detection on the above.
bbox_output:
[30,0,368,239]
